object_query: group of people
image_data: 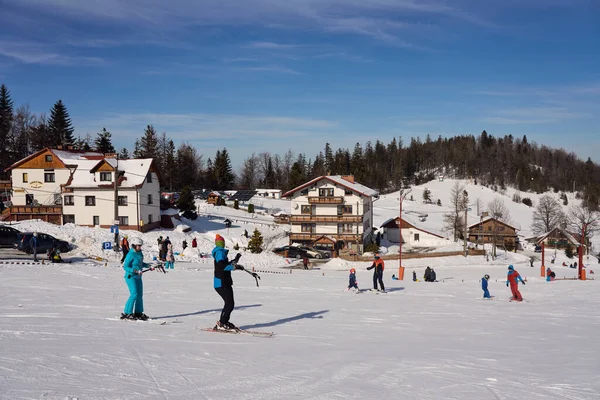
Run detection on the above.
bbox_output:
[481,265,526,301]
[156,236,175,269]
[346,253,385,292]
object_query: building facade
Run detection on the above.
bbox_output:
[380,216,449,247]
[5,148,161,232]
[282,175,379,254]
[468,217,518,248]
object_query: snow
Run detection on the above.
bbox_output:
[1,178,599,399]
[66,158,155,189]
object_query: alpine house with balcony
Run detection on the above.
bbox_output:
[282,175,379,255]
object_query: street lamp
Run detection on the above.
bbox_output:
[398,186,411,280]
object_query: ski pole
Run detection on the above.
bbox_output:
[240,266,260,287]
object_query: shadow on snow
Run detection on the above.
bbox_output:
[240,310,329,330]
[153,304,262,320]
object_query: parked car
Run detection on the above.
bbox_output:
[273,245,308,259]
[298,245,330,259]
[0,225,21,248]
[14,232,72,254]
[313,245,333,258]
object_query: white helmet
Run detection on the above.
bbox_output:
[130,237,143,247]
[33,232,38,237]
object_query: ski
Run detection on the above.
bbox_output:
[200,327,274,338]
[107,317,181,325]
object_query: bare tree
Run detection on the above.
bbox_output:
[443,181,468,241]
[238,154,259,190]
[568,204,600,253]
[531,195,564,235]
[487,197,512,257]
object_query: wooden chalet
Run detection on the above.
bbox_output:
[468,217,518,248]
[526,226,583,249]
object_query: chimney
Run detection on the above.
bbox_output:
[341,175,355,183]
[57,145,63,150]
[67,145,74,150]
[481,211,489,218]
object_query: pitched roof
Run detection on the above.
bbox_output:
[65,158,157,189]
[380,216,446,238]
[527,226,580,246]
[282,175,379,198]
[5,147,103,171]
[468,216,518,230]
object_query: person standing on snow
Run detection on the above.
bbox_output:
[120,235,130,263]
[348,268,359,290]
[506,265,525,302]
[367,253,385,292]
[165,243,175,269]
[121,237,152,320]
[29,232,39,262]
[212,234,245,330]
[192,237,197,248]
[482,274,492,299]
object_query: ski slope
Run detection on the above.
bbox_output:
[0,258,598,400]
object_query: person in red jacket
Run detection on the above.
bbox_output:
[506,265,525,301]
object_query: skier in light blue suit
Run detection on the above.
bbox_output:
[121,237,151,320]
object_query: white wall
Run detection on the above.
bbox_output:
[385,227,448,247]
[12,168,71,205]
[138,173,160,227]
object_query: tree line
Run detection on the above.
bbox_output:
[1,83,599,212]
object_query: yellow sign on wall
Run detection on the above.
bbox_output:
[30,181,42,189]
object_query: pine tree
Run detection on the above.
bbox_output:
[74,134,92,151]
[94,128,116,154]
[0,84,14,173]
[247,228,263,254]
[138,125,159,159]
[324,142,333,173]
[176,186,195,212]
[422,188,432,204]
[132,139,143,158]
[213,148,235,189]
[164,139,176,191]
[47,100,75,147]
[118,148,130,159]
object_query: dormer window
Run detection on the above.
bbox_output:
[45,155,53,162]
[100,172,112,182]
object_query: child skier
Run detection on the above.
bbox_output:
[506,265,525,301]
[348,268,359,290]
[482,274,492,299]
[165,243,175,269]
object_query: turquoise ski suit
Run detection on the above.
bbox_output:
[123,249,149,314]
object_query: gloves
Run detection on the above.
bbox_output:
[235,264,245,271]
[137,270,143,275]
[367,266,373,270]
[251,272,260,279]
[521,282,526,285]
[506,283,509,287]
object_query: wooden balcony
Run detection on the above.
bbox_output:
[307,196,344,204]
[8,205,63,224]
[290,233,361,242]
[290,214,363,223]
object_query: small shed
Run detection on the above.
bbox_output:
[207,191,221,205]
[224,218,232,228]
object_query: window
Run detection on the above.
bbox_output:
[301,205,311,214]
[498,226,505,232]
[118,196,128,206]
[300,189,308,196]
[100,172,112,182]
[118,216,129,226]
[414,233,420,242]
[146,173,153,183]
[319,188,334,197]
[44,172,55,183]
[148,214,153,224]
[147,194,153,204]
[301,223,315,233]
[337,223,353,233]
[487,226,492,231]
[344,189,353,196]
[22,173,28,183]
[63,215,75,224]
[45,155,53,162]
[337,205,353,215]
[26,194,34,205]
[54,193,62,205]
[64,195,74,206]
[85,196,96,206]
[93,216,100,226]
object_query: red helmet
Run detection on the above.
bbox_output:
[350,268,356,274]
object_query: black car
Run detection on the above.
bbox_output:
[273,245,308,259]
[0,225,21,248]
[14,232,72,254]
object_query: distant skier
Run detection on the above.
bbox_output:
[482,274,492,299]
[120,235,129,263]
[121,237,152,320]
[212,234,246,331]
[506,265,525,302]
[302,255,309,270]
[430,268,437,282]
[348,268,359,290]
[182,239,188,251]
[412,270,417,282]
[529,257,534,268]
[367,253,385,292]
[192,237,198,248]
[29,232,39,262]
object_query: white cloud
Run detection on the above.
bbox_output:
[0,40,106,66]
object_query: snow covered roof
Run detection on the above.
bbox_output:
[65,158,156,189]
[380,215,446,238]
[467,216,517,230]
[52,149,104,161]
[282,175,379,198]
[526,227,580,246]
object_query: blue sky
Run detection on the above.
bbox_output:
[1,0,599,168]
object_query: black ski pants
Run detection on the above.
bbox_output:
[373,271,385,291]
[215,286,235,324]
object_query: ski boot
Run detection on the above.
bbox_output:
[120,313,136,320]
[225,322,240,331]
[134,313,149,321]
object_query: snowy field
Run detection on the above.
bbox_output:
[1,257,599,400]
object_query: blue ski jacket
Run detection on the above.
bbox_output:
[213,246,235,288]
[481,278,488,290]
[123,250,148,280]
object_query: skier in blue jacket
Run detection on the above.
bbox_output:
[121,237,152,320]
[212,234,245,331]
[482,274,492,299]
